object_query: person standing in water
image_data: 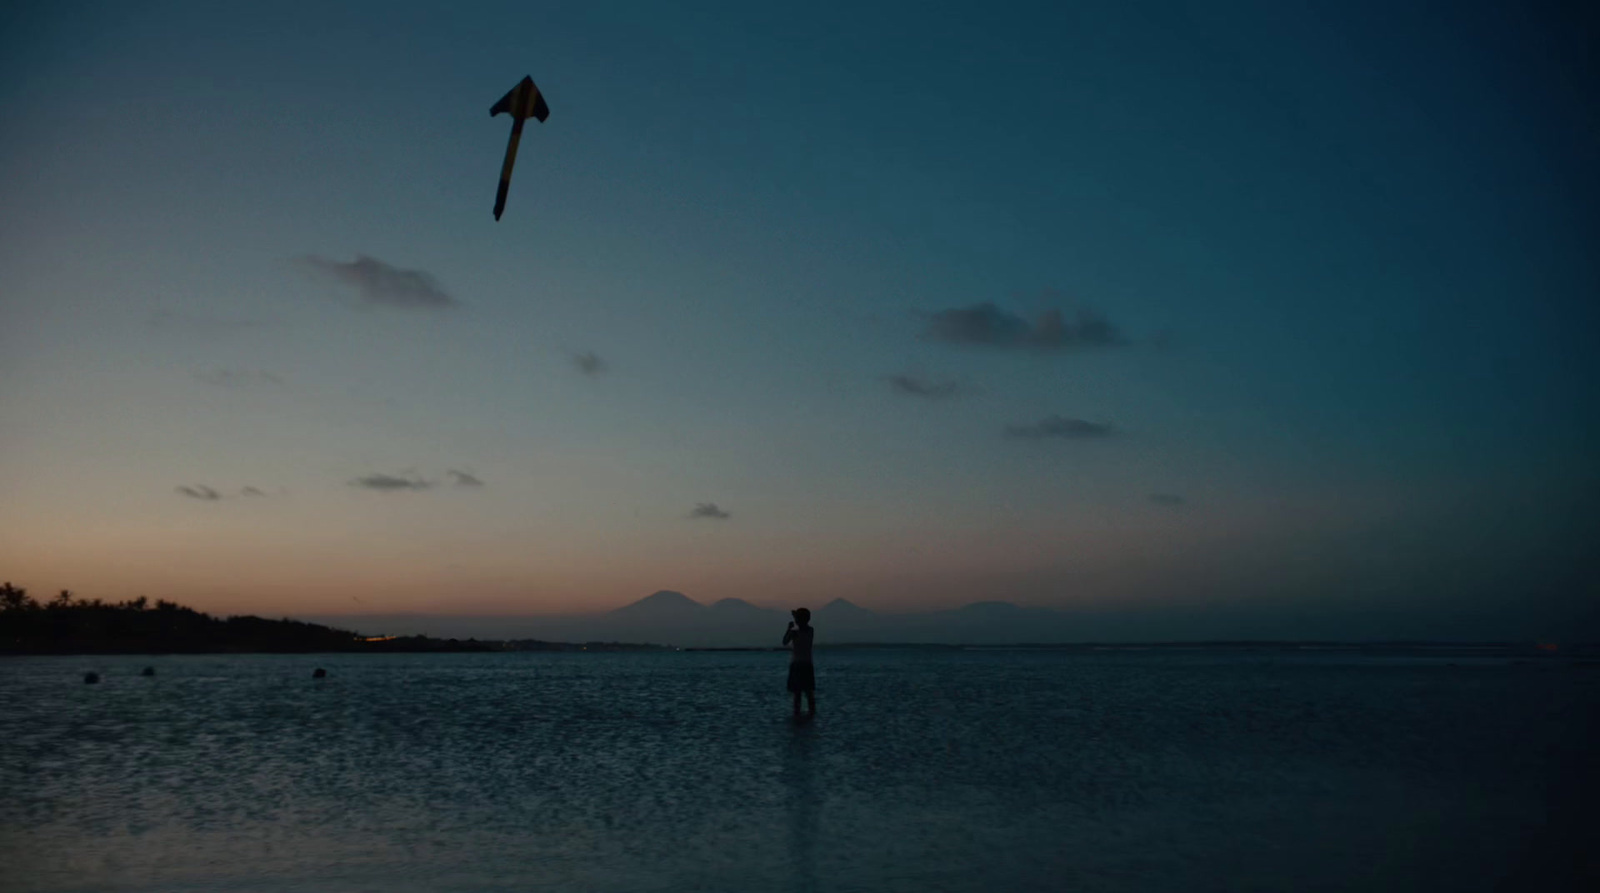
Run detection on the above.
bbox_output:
[783,608,816,717]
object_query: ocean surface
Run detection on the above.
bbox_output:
[2,649,1595,892]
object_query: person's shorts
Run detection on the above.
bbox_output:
[787,661,815,693]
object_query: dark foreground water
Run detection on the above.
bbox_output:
[2,649,1596,892]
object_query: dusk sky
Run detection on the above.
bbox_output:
[2,1,1594,638]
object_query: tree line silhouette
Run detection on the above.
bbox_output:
[0,582,489,654]
[0,581,667,655]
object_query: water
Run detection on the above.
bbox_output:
[1,650,1594,892]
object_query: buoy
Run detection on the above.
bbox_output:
[140,666,156,677]
[84,672,100,684]
[312,668,327,679]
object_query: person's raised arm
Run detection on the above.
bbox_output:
[783,620,796,646]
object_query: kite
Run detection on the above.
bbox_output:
[489,75,550,220]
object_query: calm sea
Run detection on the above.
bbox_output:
[1,649,1595,892]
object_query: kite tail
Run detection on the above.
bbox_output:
[494,119,525,221]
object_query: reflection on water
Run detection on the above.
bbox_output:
[785,719,819,893]
[0,650,1593,892]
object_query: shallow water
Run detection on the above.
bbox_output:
[1,650,1595,892]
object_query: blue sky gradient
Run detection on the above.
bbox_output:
[2,1,1594,636]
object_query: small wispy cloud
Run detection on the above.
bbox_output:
[923,303,1122,350]
[1004,416,1115,439]
[689,502,731,520]
[573,351,607,376]
[351,473,433,492]
[300,255,456,309]
[888,373,959,399]
[177,484,274,500]
[1149,493,1186,506]
[447,470,484,488]
[194,369,283,388]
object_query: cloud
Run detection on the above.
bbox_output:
[447,470,484,488]
[1149,493,1186,506]
[177,484,274,500]
[923,302,1122,350]
[1004,416,1115,439]
[194,369,283,388]
[300,255,456,308]
[888,373,959,399]
[573,351,607,376]
[689,502,731,520]
[351,473,432,491]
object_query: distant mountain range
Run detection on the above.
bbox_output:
[305,590,1099,647]
[291,586,1600,646]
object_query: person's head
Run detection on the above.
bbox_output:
[792,607,811,627]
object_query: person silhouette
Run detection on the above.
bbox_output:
[783,608,816,717]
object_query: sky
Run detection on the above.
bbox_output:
[1,0,1595,638]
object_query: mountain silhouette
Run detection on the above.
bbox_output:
[303,593,1092,646]
[816,597,876,619]
[610,590,705,619]
[708,597,778,619]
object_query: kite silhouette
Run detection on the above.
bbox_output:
[489,75,550,220]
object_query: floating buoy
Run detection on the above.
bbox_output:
[84,672,100,684]
[140,666,156,677]
[312,668,327,679]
